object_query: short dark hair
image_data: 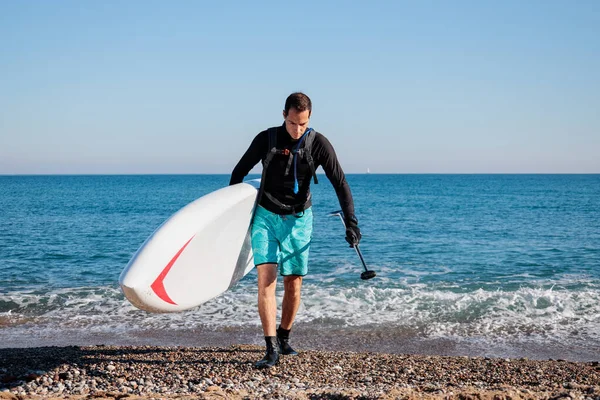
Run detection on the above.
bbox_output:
[284,92,312,116]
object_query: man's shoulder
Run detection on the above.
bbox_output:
[311,130,332,147]
[258,126,285,138]
[257,127,276,135]
[252,126,284,152]
[254,126,280,141]
[265,126,282,132]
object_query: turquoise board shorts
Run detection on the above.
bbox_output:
[251,205,313,276]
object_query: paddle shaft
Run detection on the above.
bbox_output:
[332,212,370,273]
[353,244,369,273]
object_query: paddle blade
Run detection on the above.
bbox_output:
[360,270,376,280]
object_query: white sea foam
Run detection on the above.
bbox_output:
[1,280,599,345]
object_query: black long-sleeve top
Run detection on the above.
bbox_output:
[230,124,356,219]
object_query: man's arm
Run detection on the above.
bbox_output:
[315,134,361,246]
[229,132,265,185]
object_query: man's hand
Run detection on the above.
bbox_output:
[345,215,361,247]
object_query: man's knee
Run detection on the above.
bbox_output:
[283,275,303,291]
[257,263,278,293]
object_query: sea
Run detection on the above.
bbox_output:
[1,174,599,361]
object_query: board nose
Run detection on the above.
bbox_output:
[120,284,166,313]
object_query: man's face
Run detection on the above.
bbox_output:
[283,108,310,140]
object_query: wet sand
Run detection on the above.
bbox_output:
[2,323,598,362]
[1,345,599,399]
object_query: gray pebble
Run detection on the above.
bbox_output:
[1,345,598,399]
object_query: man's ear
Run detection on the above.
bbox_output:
[282,110,287,119]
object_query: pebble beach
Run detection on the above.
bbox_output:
[1,345,599,399]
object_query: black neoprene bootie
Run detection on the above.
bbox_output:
[277,326,299,356]
[254,336,280,369]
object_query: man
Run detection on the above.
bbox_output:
[229,92,361,368]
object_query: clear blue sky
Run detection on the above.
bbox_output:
[1,0,598,174]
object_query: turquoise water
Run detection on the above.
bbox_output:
[1,174,599,360]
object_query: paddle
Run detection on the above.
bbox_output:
[328,210,376,280]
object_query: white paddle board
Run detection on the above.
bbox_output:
[119,179,260,313]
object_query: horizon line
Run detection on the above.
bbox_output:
[1,172,599,177]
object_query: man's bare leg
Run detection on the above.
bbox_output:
[278,275,303,355]
[257,263,278,336]
[255,263,280,368]
[281,275,303,329]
